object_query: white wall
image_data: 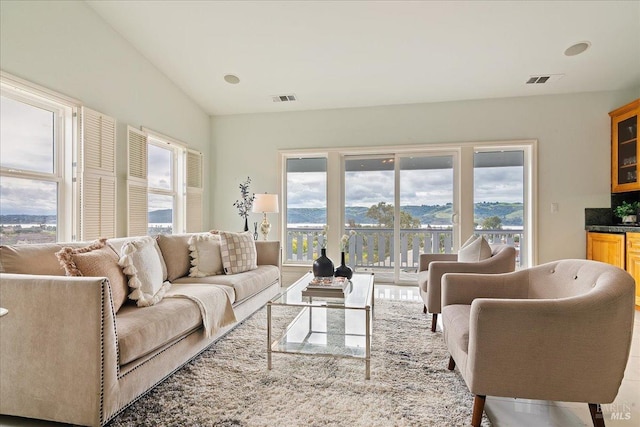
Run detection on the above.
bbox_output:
[0,0,211,236]
[212,90,639,264]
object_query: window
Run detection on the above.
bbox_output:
[127,126,202,236]
[0,84,72,244]
[148,142,176,235]
[285,157,327,262]
[281,140,536,283]
[474,150,526,267]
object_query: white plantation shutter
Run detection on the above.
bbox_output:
[127,126,148,236]
[186,149,203,232]
[79,107,116,240]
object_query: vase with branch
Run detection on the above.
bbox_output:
[233,177,255,231]
[313,225,334,278]
[335,230,356,279]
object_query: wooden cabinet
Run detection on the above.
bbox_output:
[611,99,639,193]
[587,232,625,269]
[626,232,640,308]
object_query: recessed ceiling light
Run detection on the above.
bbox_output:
[564,42,591,57]
[224,74,240,84]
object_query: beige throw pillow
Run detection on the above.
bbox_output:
[217,231,257,274]
[119,236,171,307]
[188,234,224,277]
[55,238,129,313]
[458,235,492,262]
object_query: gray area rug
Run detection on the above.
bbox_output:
[108,298,491,426]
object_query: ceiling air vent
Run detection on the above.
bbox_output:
[526,74,565,84]
[272,94,297,102]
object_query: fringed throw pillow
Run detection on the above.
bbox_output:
[119,236,171,307]
[188,233,224,277]
[56,238,129,313]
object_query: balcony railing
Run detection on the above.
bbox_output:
[286,227,524,270]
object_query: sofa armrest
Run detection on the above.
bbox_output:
[466,293,633,402]
[418,253,457,272]
[441,270,529,307]
[256,241,281,269]
[0,273,117,426]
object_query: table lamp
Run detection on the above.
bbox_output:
[252,193,279,240]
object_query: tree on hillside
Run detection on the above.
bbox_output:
[366,202,421,228]
[481,216,503,230]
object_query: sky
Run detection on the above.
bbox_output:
[0,96,57,215]
[287,166,523,209]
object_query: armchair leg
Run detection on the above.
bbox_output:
[588,403,606,427]
[447,356,456,371]
[472,395,486,427]
[431,313,438,332]
[423,304,427,314]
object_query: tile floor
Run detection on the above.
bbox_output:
[1,285,638,427]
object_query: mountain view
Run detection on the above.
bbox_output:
[287,202,523,227]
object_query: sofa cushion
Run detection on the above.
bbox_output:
[55,238,129,313]
[458,235,492,262]
[0,242,85,275]
[172,265,279,302]
[116,298,202,365]
[156,233,207,281]
[119,236,170,307]
[188,234,223,277]
[217,231,257,274]
[442,304,471,352]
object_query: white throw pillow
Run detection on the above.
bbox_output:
[458,235,492,262]
[119,236,171,307]
[217,231,258,274]
[188,234,224,277]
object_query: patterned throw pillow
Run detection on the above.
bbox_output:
[458,235,492,262]
[217,231,258,274]
[55,238,129,313]
[188,233,224,277]
[119,236,171,307]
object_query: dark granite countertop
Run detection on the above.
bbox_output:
[585,225,640,233]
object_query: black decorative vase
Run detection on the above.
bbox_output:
[312,248,334,278]
[334,252,353,280]
[243,217,249,232]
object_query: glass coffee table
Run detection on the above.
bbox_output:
[267,272,375,379]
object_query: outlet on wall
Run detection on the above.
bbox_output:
[551,202,559,213]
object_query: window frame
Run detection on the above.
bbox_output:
[0,73,78,242]
[142,129,187,235]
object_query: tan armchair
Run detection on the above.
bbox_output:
[417,244,516,332]
[441,259,635,427]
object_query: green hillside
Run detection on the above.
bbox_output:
[287,202,523,226]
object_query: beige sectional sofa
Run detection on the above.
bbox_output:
[0,233,281,426]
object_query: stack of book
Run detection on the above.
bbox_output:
[302,276,352,299]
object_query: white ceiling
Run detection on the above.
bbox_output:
[87,0,640,116]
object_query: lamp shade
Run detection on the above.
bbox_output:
[252,193,279,213]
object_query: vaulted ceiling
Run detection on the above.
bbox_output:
[87,0,640,116]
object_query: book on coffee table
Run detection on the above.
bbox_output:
[302,276,352,299]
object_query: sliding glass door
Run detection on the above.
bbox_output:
[343,153,456,283]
